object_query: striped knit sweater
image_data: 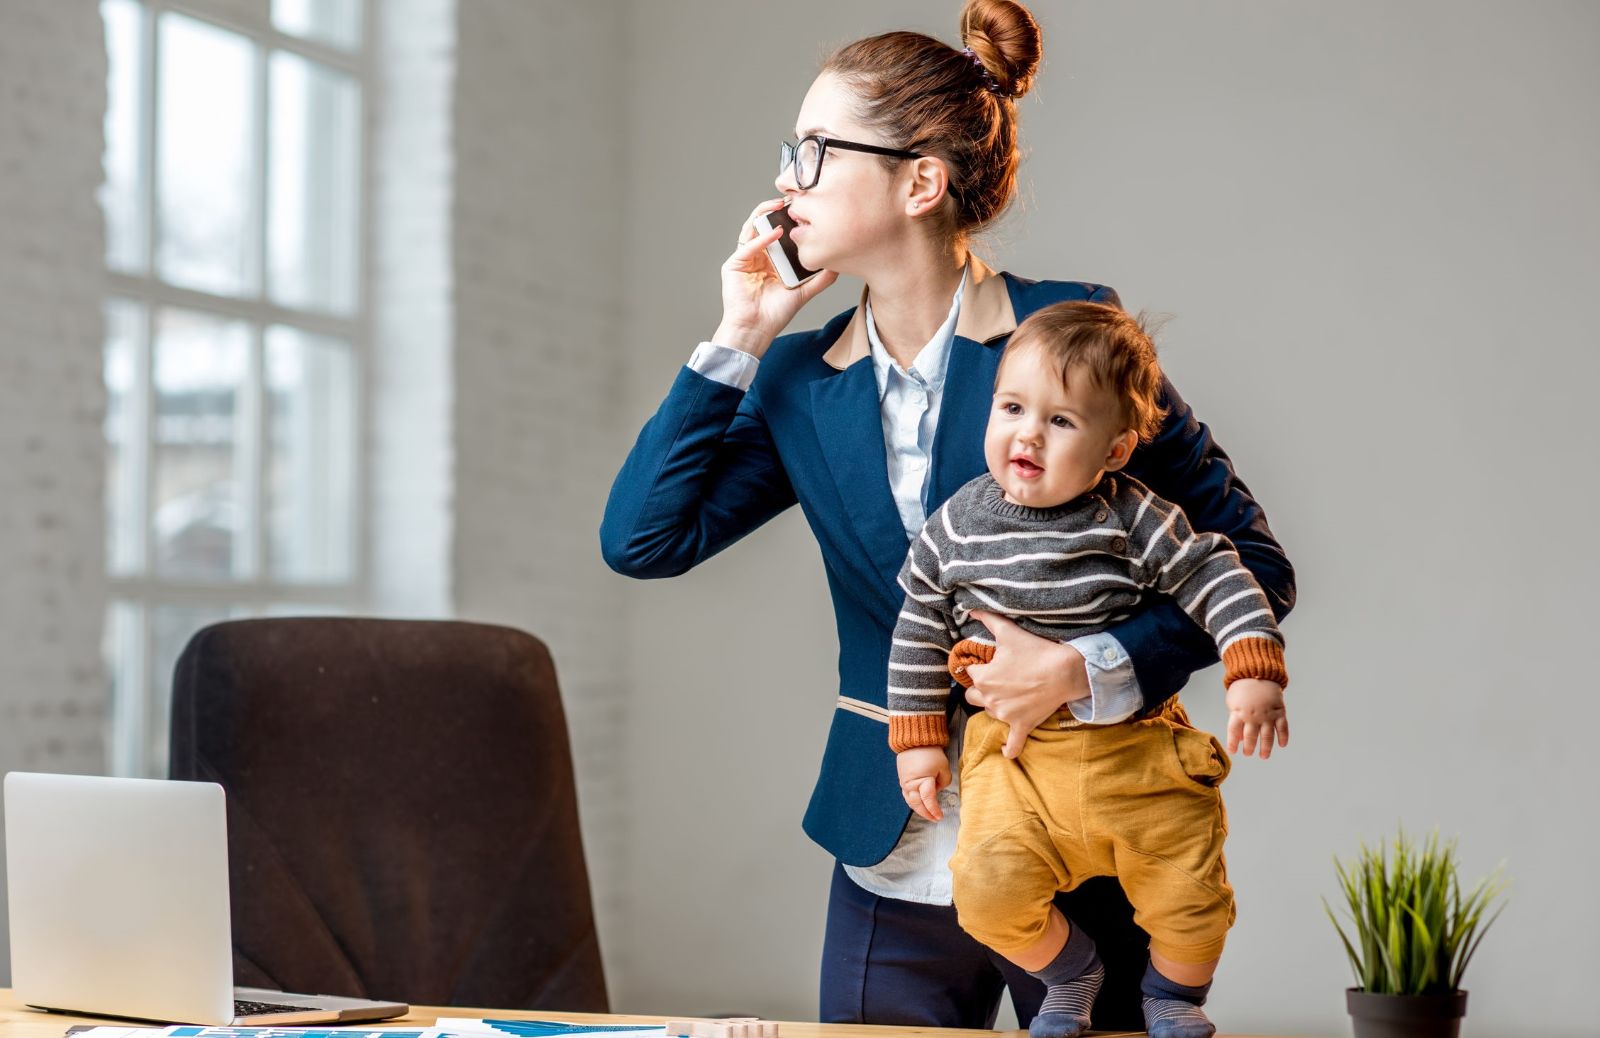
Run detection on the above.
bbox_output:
[888,472,1287,752]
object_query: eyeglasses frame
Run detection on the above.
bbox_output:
[779,134,924,190]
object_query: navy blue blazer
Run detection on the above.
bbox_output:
[601,261,1295,867]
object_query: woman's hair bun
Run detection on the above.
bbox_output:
[959,0,1042,100]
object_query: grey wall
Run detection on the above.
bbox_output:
[448,0,635,995]
[614,2,1600,1034]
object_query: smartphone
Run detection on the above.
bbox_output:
[753,206,820,289]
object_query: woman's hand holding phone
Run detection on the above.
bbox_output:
[713,198,838,359]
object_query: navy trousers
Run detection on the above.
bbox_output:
[819,862,1148,1029]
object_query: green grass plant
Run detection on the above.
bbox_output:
[1323,828,1507,995]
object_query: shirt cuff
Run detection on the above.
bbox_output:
[1066,631,1143,725]
[688,341,760,392]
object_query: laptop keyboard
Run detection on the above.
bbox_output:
[234,999,315,1017]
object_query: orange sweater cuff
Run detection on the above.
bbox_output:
[1222,637,1288,688]
[889,714,950,753]
[949,638,995,688]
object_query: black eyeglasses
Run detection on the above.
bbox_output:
[779,134,923,190]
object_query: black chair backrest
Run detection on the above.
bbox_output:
[169,617,608,1011]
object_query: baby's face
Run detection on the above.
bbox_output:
[984,343,1133,509]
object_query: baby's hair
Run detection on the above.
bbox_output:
[1000,302,1169,442]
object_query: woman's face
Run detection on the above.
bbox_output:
[776,72,912,277]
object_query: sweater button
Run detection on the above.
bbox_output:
[1112,537,1128,552]
[1094,509,1108,522]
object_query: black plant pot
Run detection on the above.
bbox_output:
[1346,988,1468,1038]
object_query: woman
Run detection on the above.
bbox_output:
[601,1,1294,1029]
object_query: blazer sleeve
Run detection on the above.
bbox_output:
[600,364,797,579]
[1110,373,1297,709]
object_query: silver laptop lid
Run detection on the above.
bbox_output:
[5,772,236,1025]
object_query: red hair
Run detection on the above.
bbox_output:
[821,0,1042,237]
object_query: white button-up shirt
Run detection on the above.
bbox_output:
[866,267,964,542]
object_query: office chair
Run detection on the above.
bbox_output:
[168,617,609,1011]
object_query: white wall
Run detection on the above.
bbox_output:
[447,0,635,1001]
[370,0,457,620]
[613,2,1600,1034]
[368,0,642,1001]
[0,0,111,987]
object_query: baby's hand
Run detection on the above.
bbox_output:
[896,746,953,822]
[1225,678,1289,759]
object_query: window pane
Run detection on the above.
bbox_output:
[269,54,360,315]
[273,0,362,51]
[152,309,249,580]
[105,299,145,576]
[104,600,145,777]
[265,327,354,581]
[147,604,237,775]
[157,14,255,297]
[102,0,145,273]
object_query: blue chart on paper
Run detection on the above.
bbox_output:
[158,1022,667,1038]
[457,1025,665,1037]
[168,1032,435,1038]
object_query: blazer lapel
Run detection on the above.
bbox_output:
[926,335,1003,510]
[809,261,1020,611]
[928,261,1018,510]
[810,360,909,610]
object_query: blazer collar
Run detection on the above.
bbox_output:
[820,256,1016,371]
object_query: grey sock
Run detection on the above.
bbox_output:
[1141,962,1214,1038]
[1026,924,1102,1038]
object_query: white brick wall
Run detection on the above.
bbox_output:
[448,0,633,1005]
[375,0,636,1003]
[0,0,111,984]
[370,0,456,619]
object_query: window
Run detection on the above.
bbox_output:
[101,0,369,776]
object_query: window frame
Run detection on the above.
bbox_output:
[103,0,376,777]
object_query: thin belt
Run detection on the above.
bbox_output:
[842,693,1178,730]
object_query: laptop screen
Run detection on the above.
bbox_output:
[5,772,237,1024]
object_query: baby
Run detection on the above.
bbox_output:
[888,302,1289,1038]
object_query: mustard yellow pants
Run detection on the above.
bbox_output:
[948,699,1235,964]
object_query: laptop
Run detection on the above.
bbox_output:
[4,771,410,1026]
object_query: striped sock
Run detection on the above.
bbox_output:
[1141,962,1214,1038]
[1025,923,1102,1038]
[1032,962,1104,1038]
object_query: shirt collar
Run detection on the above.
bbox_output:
[865,262,968,402]
[821,254,1015,371]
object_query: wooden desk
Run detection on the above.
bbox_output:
[0,992,1021,1038]
[2,989,1294,1038]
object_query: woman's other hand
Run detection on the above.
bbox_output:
[712,199,838,357]
[963,610,1091,759]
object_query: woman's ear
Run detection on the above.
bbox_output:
[1104,430,1138,472]
[904,156,950,217]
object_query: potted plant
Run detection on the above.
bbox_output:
[1324,828,1507,1038]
